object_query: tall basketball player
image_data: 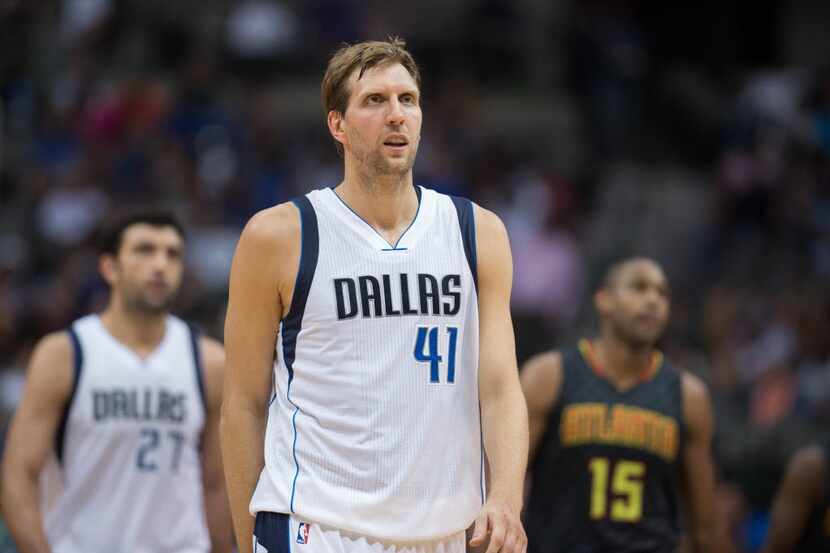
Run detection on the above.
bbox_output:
[761,442,830,553]
[521,258,724,553]
[221,38,528,553]
[1,213,232,553]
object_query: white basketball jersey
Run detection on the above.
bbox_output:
[250,186,483,541]
[41,314,210,553]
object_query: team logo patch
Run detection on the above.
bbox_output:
[296,522,311,545]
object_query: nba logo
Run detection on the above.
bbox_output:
[296,522,310,545]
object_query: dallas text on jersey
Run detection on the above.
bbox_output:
[92,388,188,424]
[334,273,462,320]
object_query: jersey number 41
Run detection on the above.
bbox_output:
[414,326,459,384]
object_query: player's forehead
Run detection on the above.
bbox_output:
[347,62,419,100]
[121,224,183,249]
[616,259,667,287]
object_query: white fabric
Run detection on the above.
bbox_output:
[42,314,210,553]
[251,186,483,541]
[283,515,466,553]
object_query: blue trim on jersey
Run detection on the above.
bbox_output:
[55,327,83,465]
[330,185,422,250]
[282,195,320,513]
[450,196,478,292]
[187,323,207,414]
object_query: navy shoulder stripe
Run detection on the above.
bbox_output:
[282,195,319,373]
[55,327,83,465]
[187,323,207,414]
[451,196,478,291]
[283,194,319,513]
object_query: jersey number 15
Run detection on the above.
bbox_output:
[588,457,646,522]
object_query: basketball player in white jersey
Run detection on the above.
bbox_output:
[1,213,232,553]
[221,38,529,553]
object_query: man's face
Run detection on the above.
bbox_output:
[599,260,671,347]
[102,224,184,315]
[334,62,422,177]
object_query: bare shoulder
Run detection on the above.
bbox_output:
[521,351,564,412]
[471,205,511,287]
[681,371,712,405]
[240,202,301,250]
[199,336,226,375]
[681,371,714,434]
[233,202,302,314]
[774,444,828,507]
[788,444,828,482]
[472,204,508,244]
[26,331,75,402]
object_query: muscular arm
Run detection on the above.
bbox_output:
[199,337,233,553]
[1,332,74,553]
[760,446,826,553]
[221,204,299,553]
[469,206,528,553]
[679,373,724,553]
[519,352,563,463]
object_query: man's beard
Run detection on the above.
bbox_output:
[366,148,416,176]
[612,317,661,351]
[122,288,176,316]
[350,132,418,179]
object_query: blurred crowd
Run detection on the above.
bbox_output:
[2,1,830,550]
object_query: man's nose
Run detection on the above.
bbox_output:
[386,97,405,126]
[151,252,170,271]
[644,288,661,306]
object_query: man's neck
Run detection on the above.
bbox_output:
[593,333,655,386]
[99,301,168,358]
[335,169,418,244]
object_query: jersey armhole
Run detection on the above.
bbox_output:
[281,196,320,375]
[187,323,208,415]
[450,196,478,293]
[55,327,83,465]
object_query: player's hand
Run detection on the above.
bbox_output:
[469,498,527,553]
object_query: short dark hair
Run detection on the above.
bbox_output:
[599,256,663,290]
[98,211,185,256]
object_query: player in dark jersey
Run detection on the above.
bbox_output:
[761,443,830,553]
[521,257,724,553]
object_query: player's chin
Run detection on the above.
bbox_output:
[379,160,414,176]
[140,295,176,314]
[625,328,661,349]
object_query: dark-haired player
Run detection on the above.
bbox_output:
[1,212,232,553]
[522,257,723,552]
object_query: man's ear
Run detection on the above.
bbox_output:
[594,288,612,318]
[99,254,118,286]
[327,110,347,148]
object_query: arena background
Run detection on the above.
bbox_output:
[1,1,830,551]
